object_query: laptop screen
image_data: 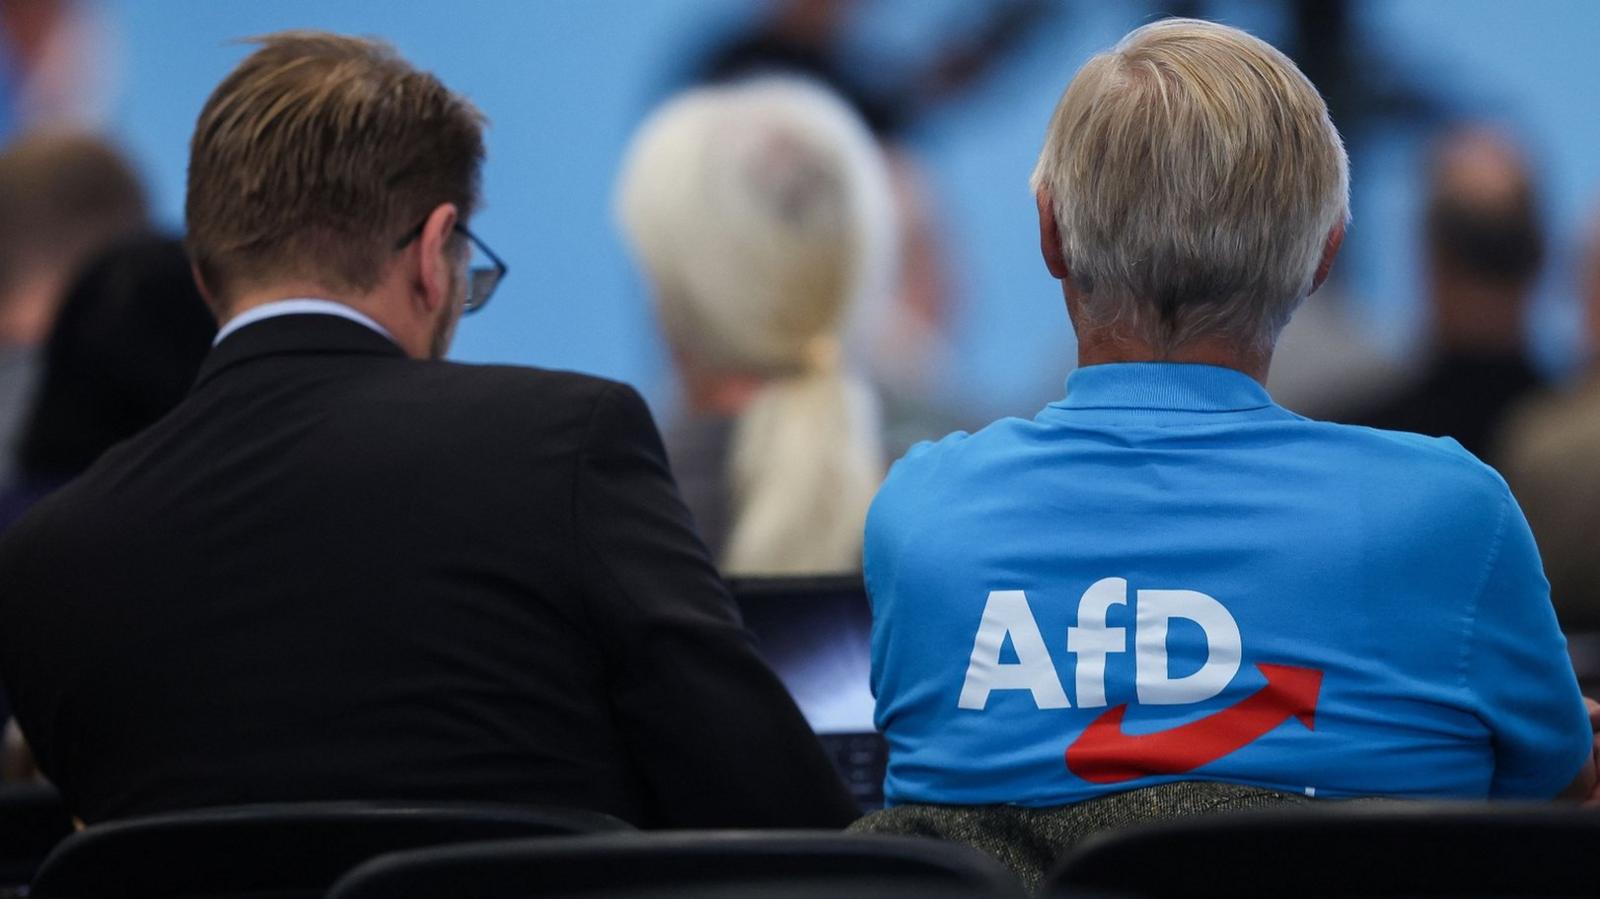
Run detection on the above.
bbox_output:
[1571,630,1600,696]
[731,576,877,734]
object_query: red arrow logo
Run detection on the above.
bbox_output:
[1065,663,1323,784]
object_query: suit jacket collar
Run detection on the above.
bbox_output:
[194,313,408,390]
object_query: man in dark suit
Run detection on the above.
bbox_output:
[0,31,856,828]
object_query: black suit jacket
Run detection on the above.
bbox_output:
[0,314,857,827]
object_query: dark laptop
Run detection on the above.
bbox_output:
[731,576,886,812]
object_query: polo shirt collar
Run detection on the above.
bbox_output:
[1057,362,1273,413]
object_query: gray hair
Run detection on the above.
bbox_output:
[1030,18,1350,354]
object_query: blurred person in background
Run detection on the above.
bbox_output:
[1499,211,1600,634]
[1266,281,1407,420]
[0,131,147,488]
[0,0,118,139]
[617,77,893,576]
[1256,0,1442,422]
[696,0,1048,138]
[0,718,27,780]
[693,0,1052,455]
[0,233,214,781]
[0,234,215,533]
[1341,127,1546,462]
[858,20,1595,885]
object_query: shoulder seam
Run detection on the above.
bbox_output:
[1336,422,1497,470]
[1455,490,1512,697]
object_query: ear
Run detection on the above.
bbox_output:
[1310,221,1346,295]
[411,202,460,315]
[189,261,224,321]
[1036,189,1070,281]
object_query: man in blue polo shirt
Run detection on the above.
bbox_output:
[866,18,1597,808]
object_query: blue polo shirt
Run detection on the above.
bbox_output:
[866,362,1592,805]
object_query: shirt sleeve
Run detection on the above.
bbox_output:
[1466,495,1594,798]
[573,383,858,828]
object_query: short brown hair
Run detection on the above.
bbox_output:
[185,31,485,307]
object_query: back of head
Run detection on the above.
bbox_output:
[1031,18,1349,355]
[617,76,893,377]
[1424,127,1543,290]
[185,31,485,311]
[616,78,894,574]
[0,131,148,342]
[17,234,217,479]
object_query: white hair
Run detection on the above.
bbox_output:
[1030,18,1350,354]
[616,77,895,575]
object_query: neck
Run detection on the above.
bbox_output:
[1065,284,1273,383]
[222,284,425,359]
[1075,328,1272,384]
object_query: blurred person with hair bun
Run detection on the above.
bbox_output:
[617,77,895,576]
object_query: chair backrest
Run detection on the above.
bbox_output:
[851,781,1310,893]
[30,800,630,899]
[1045,802,1600,898]
[0,784,73,888]
[1569,629,1600,694]
[329,831,1027,899]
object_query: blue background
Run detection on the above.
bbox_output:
[94,0,1600,426]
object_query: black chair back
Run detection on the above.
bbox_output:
[329,830,1027,899]
[30,800,630,899]
[0,784,73,890]
[1045,802,1600,898]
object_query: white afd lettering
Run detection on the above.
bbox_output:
[958,581,1245,710]
[1066,577,1128,708]
[957,590,1071,710]
[1135,589,1242,705]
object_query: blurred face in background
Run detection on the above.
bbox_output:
[0,133,148,346]
[1419,127,1543,350]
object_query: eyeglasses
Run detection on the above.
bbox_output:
[394,219,508,314]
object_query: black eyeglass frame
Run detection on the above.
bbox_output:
[394,219,508,314]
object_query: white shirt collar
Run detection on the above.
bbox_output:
[213,298,397,347]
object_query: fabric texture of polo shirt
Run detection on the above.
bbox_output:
[866,362,1592,806]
